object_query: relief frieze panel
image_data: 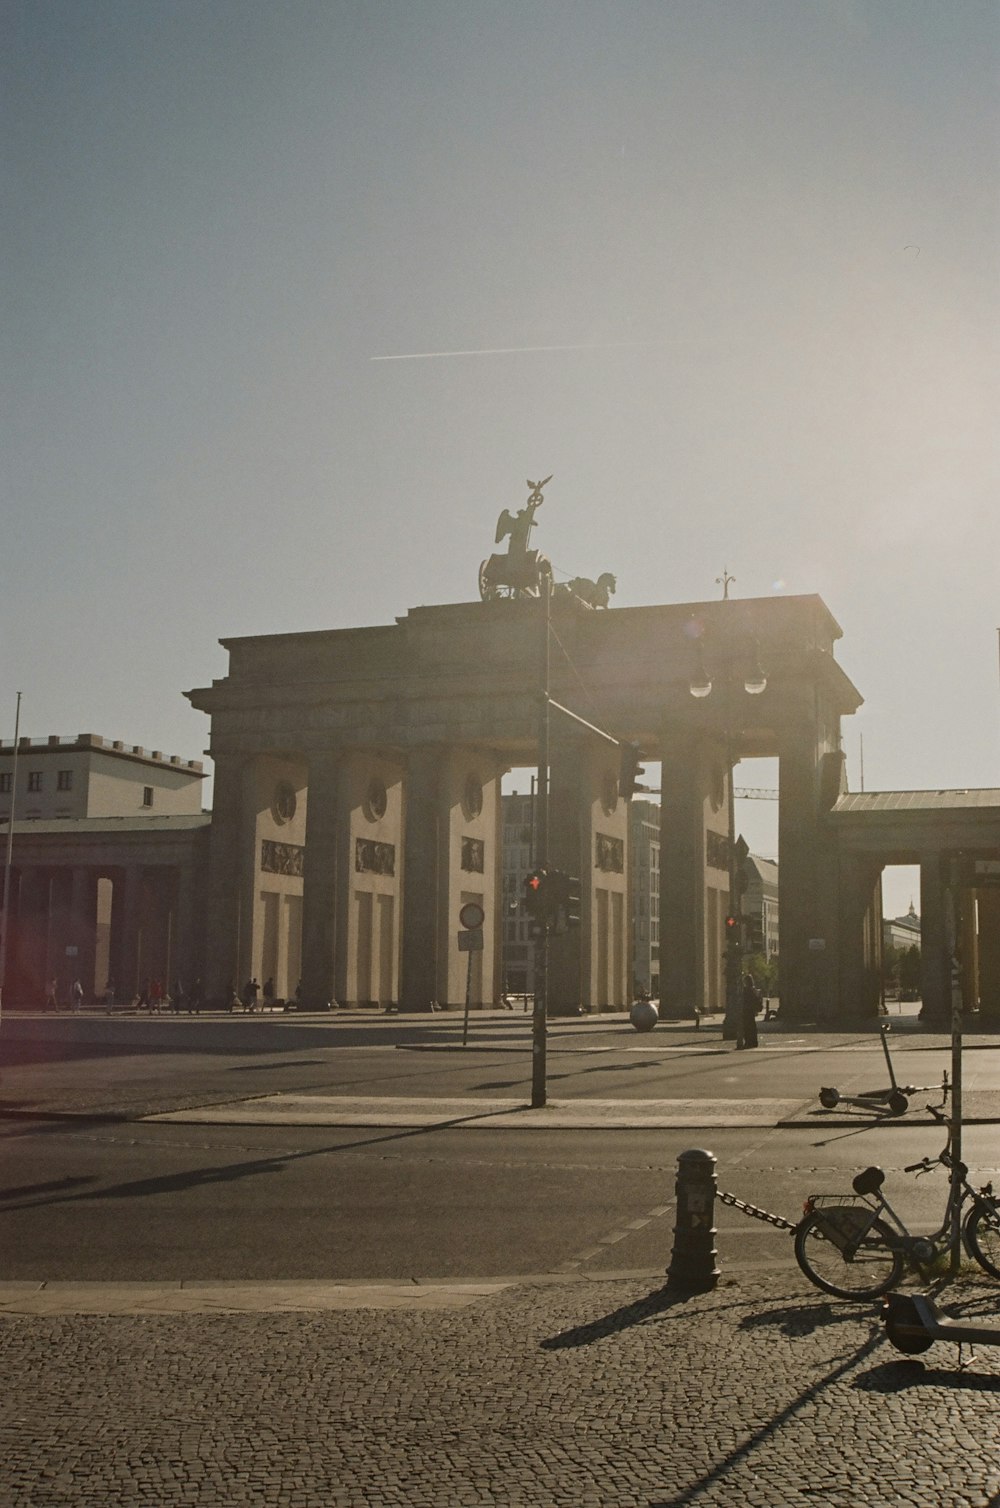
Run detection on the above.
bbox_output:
[356,838,396,876]
[595,833,624,873]
[261,839,305,878]
[461,837,485,873]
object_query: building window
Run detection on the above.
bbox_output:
[0,773,10,794]
[57,769,73,791]
[27,771,42,792]
[142,786,154,807]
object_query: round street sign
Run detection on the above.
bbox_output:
[459,901,485,930]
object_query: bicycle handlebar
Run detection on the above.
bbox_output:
[904,1157,936,1174]
[925,1103,949,1122]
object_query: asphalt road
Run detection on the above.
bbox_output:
[2,1009,998,1285]
[2,1116,999,1283]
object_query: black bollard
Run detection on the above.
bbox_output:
[666,1148,720,1292]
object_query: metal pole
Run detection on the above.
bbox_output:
[462,948,472,1048]
[531,576,551,1109]
[0,691,23,1022]
[948,864,964,1275]
[723,715,741,1040]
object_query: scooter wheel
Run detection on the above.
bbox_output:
[888,1091,909,1117]
[883,1294,933,1354]
[819,1087,840,1109]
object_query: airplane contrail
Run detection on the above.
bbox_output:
[371,340,658,361]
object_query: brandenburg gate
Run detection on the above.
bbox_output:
[187,536,867,1018]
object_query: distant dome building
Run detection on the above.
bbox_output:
[884,901,921,953]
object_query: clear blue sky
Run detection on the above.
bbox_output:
[3,1,998,916]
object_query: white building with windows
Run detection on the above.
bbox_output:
[884,901,921,953]
[0,733,205,822]
[0,733,208,1007]
[500,791,537,995]
[743,853,780,960]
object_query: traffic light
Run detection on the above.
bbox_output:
[618,741,646,799]
[563,873,581,929]
[725,914,739,934]
[548,870,582,934]
[523,868,551,922]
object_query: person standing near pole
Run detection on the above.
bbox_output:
[737,971,761,1049]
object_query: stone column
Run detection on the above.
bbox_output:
[69,867,96,999]
[658,733,710,1019]
[547,726,588,1014]
[960,894,980,1013]
[8,874,30,1001]
[113,864,144,1001]
[12,867,45,1002]
[919,855,949,1026]
[400,747,442,1012]
[836,855,883,1019]
[203,753,256,1003]
[976,888,1000,1022]
[300,751,341,1008]
[175,849,205,990]
[776,732,840,1022]
[47,869,72,1002]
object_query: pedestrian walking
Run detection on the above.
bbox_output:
[171,979,184,1014]
[71,978,84,1014]
[262,977,274,1010]
[45,977,59,1012]
[242,977,259,1012]
[736,971,761,1049]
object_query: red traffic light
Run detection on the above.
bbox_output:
[725,914,738,930]
[523,868,550,920]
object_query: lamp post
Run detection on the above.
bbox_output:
[689,636,766,1038]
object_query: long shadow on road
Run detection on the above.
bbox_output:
[0,1106,532,1213]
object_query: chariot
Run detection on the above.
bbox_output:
[478,475,553,601]
[478,546,553,601]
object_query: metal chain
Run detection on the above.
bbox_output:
[718,1188,798,1233]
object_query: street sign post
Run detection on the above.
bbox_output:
[458,909,486,1045]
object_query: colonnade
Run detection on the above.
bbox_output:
[187,595,870,1019]
[201,734,635,1011]
[1,859,198,1005]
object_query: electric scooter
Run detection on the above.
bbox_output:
[818,1023,947,1117]
[882,1292,1000,1366]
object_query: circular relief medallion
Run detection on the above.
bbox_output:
[461,774,483,821]
[363,777,388,822]
[601,768,619,817]
[271,781,297,826]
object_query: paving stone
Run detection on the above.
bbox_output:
[2,1272,999,1505]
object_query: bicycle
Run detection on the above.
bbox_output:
[794,1106,1000,1300]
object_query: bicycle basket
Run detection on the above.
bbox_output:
[806,1196,878,1254]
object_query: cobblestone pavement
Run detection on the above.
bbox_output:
[2,1272,998,1507]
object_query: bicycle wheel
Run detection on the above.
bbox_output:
[794,1209,903,1300]
[964,1200,1000,1280]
